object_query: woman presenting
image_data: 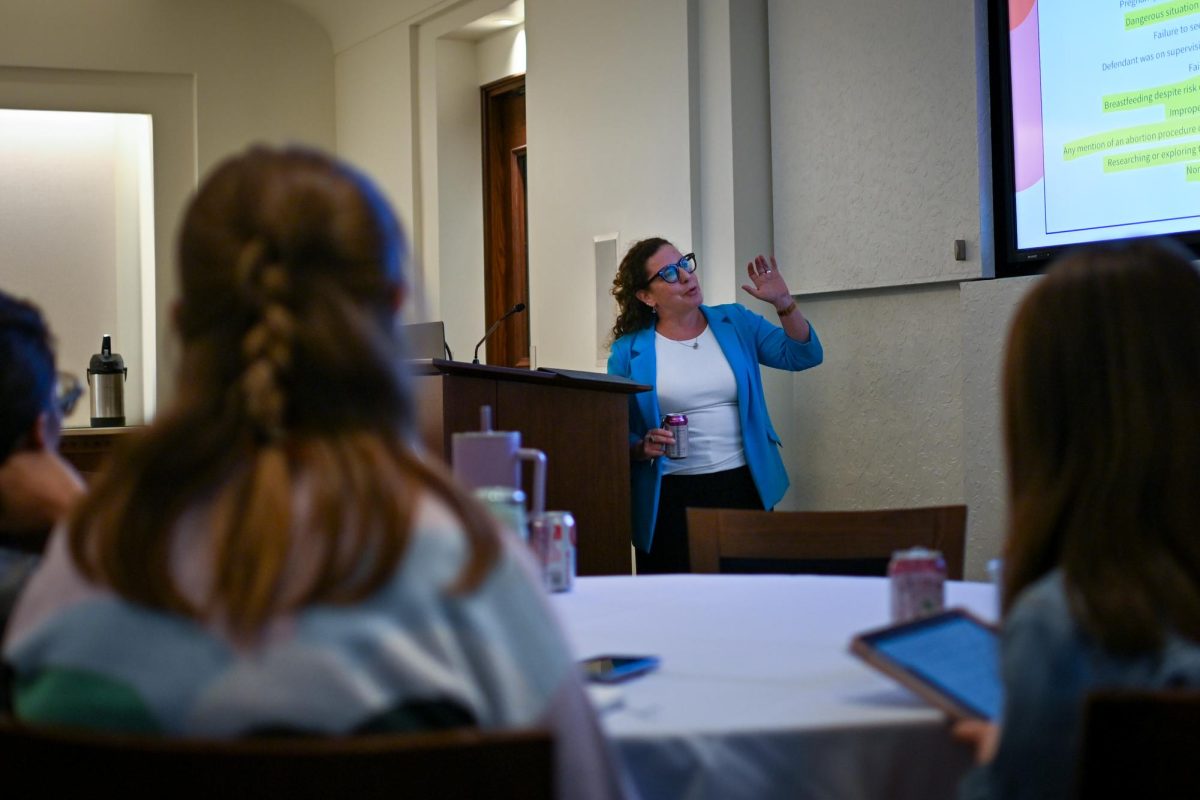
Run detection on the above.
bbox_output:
[606,237,823,573]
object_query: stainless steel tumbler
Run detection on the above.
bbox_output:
[87,334,127,427]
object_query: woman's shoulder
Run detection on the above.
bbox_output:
[1009,570,1070,618]
[2,525,110,649]
[704,302,750,318]
[704,303,769,329]
[610,325,652,349]
[386,490,544,609]
[1003,570,1075,643]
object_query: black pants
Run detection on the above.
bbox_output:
[636,465,763,574]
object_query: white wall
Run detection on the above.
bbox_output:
[525,0,693,369]
[0,0,335,409]
[0,111,150,425]
[335,26,416,257]
[436,39,486,359]
[0,0,334,178]
[477,24,526,86]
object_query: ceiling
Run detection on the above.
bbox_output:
[275,0,524,52]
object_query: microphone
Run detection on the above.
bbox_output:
[473,303,526,364]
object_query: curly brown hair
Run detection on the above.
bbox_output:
[610,237,670,342]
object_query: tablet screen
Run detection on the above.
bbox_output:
[863,612,1003,720]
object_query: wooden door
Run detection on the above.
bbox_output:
[481,74,528,367]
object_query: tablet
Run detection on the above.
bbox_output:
[849,608,1003,720]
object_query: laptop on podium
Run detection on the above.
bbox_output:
[402,321,447,361]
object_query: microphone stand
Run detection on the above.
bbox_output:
[473,303,526,364]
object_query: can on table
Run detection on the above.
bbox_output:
[661,413,689,459]
[529,510,576,592]
[475,486,528,542]
[888,547,946,623]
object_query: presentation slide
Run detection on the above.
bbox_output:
[1011,0,1200,250]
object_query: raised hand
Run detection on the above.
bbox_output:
[741,254,793,310]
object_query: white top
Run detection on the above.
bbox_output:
[654,326,746,475]
[552,574,998,800]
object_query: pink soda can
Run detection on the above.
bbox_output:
[661,413,689,459]
[530,511,576,593]
[888,547,946,623]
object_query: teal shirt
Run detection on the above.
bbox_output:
[606,303,823,552]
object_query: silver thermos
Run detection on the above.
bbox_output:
[87,334,127,427]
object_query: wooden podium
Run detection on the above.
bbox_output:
[411,360,649,576]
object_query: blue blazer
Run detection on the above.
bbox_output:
[606,303,823,552]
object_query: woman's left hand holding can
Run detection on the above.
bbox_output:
[634,427,674,461]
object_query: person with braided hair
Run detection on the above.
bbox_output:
[2,146,627,800]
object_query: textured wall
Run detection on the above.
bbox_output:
[768,0,981,293]
[961,274,1040,579]
[787,284,967,544]
[786,276,1041,580]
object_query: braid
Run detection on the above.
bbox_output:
[235,239,295,441]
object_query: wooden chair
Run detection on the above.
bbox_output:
[1075,689,1200,799]
[685,505,967,579]
[0,720,554,800]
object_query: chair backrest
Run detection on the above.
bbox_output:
[0,720,554,800]
[685,505,967,579]
[1075,689,1200,799]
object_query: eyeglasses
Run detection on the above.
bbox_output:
[647,253,698,286]
[55,372,83,417]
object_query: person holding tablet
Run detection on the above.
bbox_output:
[956,238,1200,799]
[606,238,823,574]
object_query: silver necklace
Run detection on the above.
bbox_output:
[658,326,703,349]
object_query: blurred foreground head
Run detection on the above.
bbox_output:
[175,145,410,440]
[72,146,496,631]
[0,291,55,463]
[1002,237,1200,651]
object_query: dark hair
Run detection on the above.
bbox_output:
[0,291,55,462]
[610,237,669,341]
[69,145,500,633]
[1002,238,1200,653]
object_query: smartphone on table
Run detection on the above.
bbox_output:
[580,654,661,684]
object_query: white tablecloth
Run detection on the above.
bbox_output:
[550,574,996,800]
